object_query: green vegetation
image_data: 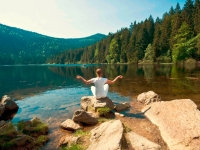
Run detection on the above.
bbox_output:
[0,123,18,150]
[96,107,110,116]
[17,118,48,136]
[61,144,83,150]
[35,135,49,146]
[0,24,106,65]
[98,118,111,123]
[48,0,200,64]
[74,130,89,137]
[0,119,48,150]
[123,124,132,133]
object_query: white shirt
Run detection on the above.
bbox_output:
[91,77,107,98]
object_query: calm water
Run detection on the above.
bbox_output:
[0,64,200,122]
[1,64,200,149]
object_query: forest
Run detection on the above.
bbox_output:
[47,0,200,64]
[0,24,106,65]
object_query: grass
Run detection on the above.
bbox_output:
[61,144,83,150]
[123,124,132,133]
[96,107,110,116]
[0,123,18,149]
[74,130,89,137]
[17,118,48,136]
[97,117,112,123]
[35,135,48,146]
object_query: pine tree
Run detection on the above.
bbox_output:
[194,0,200,35]
[182,0,194,30]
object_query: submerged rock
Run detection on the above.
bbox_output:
[142,99,200,150]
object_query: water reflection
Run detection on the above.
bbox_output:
[0,64,200,107]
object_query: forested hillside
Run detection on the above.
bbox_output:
[0,24,106,65]
[47,0,200,64]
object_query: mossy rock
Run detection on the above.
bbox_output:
[17,117,48,137]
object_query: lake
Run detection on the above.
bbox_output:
[0,64,200,148]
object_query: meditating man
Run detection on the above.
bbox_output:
[76,68,123,99]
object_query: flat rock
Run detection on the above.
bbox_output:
[87,120,125,150]
[60,119,83,130]
[142,99,200,150]
[126,131,161,150]
[81,96,114,111]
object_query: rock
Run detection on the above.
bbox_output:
[115,102,131,112]
[72,109,98,125]
[87,120,126,150]
[119,114,124,117]
[114,112,120,116]
[1,95,19,110]
[0,104,4,116]
[137,91,161,105]
[126,131,161,150]
[81,96,114,111]
[14,135,34,147]
[59,135,80,147]
[60,119,83,130]
[0,120,6,127]
[142,99,200,150]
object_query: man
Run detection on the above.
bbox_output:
[76,68,123,99]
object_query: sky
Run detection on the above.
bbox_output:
[0,0,186,38]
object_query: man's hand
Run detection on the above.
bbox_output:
[76,75,81,79]
[118,75,123,79]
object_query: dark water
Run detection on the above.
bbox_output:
[1,64,200,149]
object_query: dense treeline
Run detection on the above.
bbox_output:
[47,0,200,64]
[0,24,106,65]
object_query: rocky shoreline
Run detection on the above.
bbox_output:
[1,91,200,150]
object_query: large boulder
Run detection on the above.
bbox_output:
[60,119,83,130]
[72,110,98,125]
[115,102,131,112]
[142,99,200,150]
[137,91,161,105]
[1,95,19,110]
[126,131,161,150]
[87,120,126,150]
[81,96,114,111]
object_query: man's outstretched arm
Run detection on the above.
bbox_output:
[106,75,123,84]
[76,75,92,84]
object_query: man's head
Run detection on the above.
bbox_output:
[96,68,102,77]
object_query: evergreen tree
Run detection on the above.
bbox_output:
[182,0,194,30]
[170,3,183,50]
[194,0,200,35]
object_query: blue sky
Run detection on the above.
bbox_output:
[0,0,186,38]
